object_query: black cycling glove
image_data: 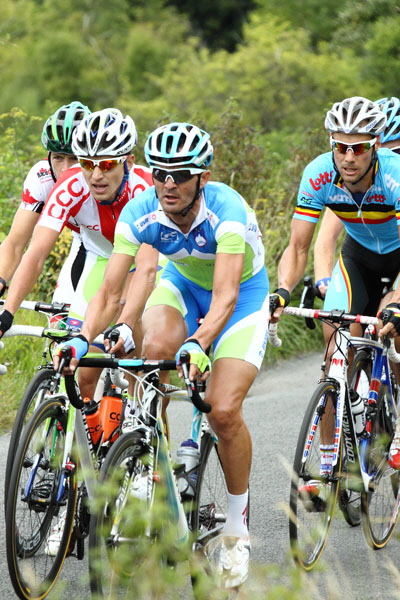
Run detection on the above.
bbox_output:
[0,309,14,336]
[378,302,400,335]
[269,288,290,315]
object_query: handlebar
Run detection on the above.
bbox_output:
[58,347,212,414]
[0,299,70,314]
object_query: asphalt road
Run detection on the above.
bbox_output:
[1,353,400,599]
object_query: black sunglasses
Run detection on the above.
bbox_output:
[152,168,203,184]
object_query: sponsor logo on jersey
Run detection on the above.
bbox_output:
[384,173,400,193]
[309,170,334,191]
[364,193,385,204]
[161,231,179,243]
[37,167,51,179]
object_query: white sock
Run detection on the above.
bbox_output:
[223,490,249,539]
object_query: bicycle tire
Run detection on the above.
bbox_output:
[289,380,340,570]
[5,368,63,511]
[339,350,372,527]
[361,382,400,548]
[5,397,77,600]
[89,430,155,599]
[190,429,233,596]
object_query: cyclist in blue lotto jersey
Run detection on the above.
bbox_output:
[53,122,269,588]
[270,96,400,483]
[314,96,400,299]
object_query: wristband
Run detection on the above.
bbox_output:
[316,277,331,289]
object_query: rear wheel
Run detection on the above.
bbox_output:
[361,382,400,548]
[289,381,340,570]
[6,397,77,599]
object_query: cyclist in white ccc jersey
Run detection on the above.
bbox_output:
[53,122,270,589]
[0,108,158,400]
[0,101,91,302]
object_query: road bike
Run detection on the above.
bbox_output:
[269,306,400,570]
[4,340,125,599]
[76,351,230,599]
[2,300,71,509]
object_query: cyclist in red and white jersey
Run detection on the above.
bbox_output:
[0,108,158,399]
[0,101,91,302]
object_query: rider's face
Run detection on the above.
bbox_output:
[50,153,78,180]
[153,170,210,218]
[331,133,379,187]
[81,155,134,203]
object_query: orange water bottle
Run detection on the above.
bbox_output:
[83,397,103,447]
[99,385,122,443]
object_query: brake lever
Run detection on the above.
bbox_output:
[179,350,212,413]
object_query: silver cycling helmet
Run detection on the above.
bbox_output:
[72,108,137,157]
[144,122,213,169]
[376,97,400,144]
[325,96,386,136]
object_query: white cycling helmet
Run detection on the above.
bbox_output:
[145,122,213,169]
[376,97,400,144]
[325,96,386,136]
[72,108,137,157]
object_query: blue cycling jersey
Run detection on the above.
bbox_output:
[114,181,265,290]
[295,148,400,254]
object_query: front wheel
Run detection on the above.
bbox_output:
[89,430,156,599]
[5,368,63,511]
[361,382,400,548]
[339,350,372,527]
[6,397,77,600]
[289,381,340,570]
[190,429,240,597]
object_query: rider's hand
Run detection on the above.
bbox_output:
[0,309,13,338]
[52,334,89,374]
[103,323,135,356]
[176,339,211,382]
[315,277,331,299]
[378,303,400,338]
[269,288,290,322]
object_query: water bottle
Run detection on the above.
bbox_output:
[99,385,122,443]
[176,439,200,498]
[350,389,366,435]
[83,397,103,446]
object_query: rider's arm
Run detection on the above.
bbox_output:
[277,219,316,294]
[114,244,159,329]
[1,224,60,317]
[314,209,344,296]
[80,244,159,343]
[189,252,244,352]
[0,209,40,294]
